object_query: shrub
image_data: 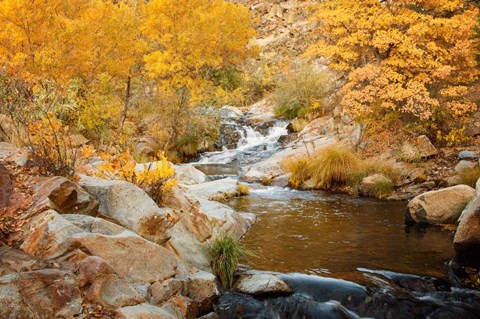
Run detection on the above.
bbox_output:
[307,146,360,189]
[27,115,77,177]
[208,234,249,289]
[237,184,250,196]
[459,167,480,188]
[272,65,334,120]
[98,151,177,205]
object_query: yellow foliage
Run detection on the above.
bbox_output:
[142,0,258,100]
[28,114,76,177]
[306,0,479,124]
[98,150,177,205]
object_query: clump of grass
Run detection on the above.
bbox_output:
[371,178,394,199]
[208,234,249,289]
[459,167,480,188]
[262,177,273,186]
[283,157,310,188]
[351,159,400,186]
[308,146,360,189]
[237,184,250,196]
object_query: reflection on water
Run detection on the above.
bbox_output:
[228,187,455,284]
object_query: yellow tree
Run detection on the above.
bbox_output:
[306,0,479,139]
[141,0,257,100]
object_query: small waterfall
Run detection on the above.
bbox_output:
[197,120,288,165]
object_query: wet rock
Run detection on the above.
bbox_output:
[216,292,273,319]
[359,174,392,197]
[115,303,176,319]
[32,176,99,216]
[459,151,479,160]
[174,164,207,185]
[0,164,12,209]
[219,123,244,149]
[454,181,480,266]
[234,272,292,295]
[187,271,219,313]
[79,175,177,244]
[406,185,475,225]
[455,160,477,173]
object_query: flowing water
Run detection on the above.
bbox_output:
[193,112,480,318]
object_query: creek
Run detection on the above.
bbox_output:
[192,110,480,318]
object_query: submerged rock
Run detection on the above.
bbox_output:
[234,272,292,295]
[406,185,475,225]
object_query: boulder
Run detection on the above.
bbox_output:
[446,175,462,186]
[174,164,207,185]
[459,151,479,160]
[454,179,480,266]
[188,178,238,200]
[406,185,475,225]
[0,164,12,209]
[79,175,177,244]
[32,176,99,216]
[359,174,392,197]
[0,274,36,319]
[21,211,177,283]
[77,256,117,287]
[455,160,476,173]
[271,174,291,187]
[133,136,159,158]
[400,135,438,161]
[233,272,292,295]
[116,303,175,319]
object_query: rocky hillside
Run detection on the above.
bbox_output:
[234,0,316,63]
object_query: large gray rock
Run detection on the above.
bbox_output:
[84,274,145,308]
[454,178,480,266]
[406,185,475,225]
[0,142,28,166]
[79,175,176,244]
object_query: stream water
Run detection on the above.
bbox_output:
[193,113,480,318]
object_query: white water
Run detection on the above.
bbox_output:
[196,120,289,164]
